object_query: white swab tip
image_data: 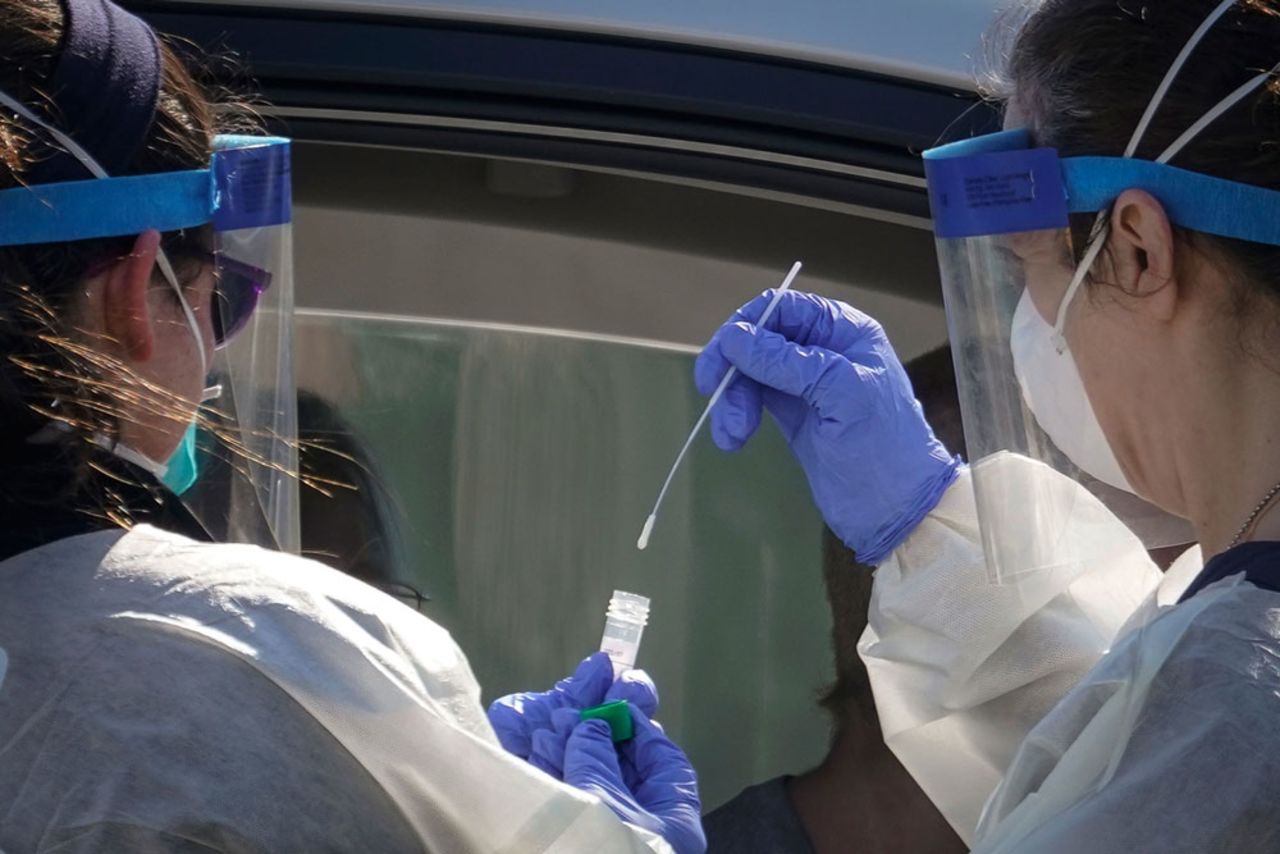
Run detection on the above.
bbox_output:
[637,515,656,551]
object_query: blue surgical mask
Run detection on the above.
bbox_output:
[161,421,200,495]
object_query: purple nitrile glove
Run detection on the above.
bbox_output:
[531,705,704,854]
[694,289,963,565]
[487,652,659,760]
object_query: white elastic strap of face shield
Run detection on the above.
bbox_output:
[1124,0,1240,158]
[1049,1,1280,351]
[0,88,209,378]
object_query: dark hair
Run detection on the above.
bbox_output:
[0,0,254,500]
[991,0,1280,309]
[296,389,411,589]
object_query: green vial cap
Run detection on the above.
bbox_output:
[580,699,634,742]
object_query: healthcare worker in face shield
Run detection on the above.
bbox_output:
[697,1,1280,851]
[0,2,702,852]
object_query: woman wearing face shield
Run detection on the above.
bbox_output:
[698,1,1280,851]
[0,2,703,851]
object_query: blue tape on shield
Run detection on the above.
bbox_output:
[924,148,1070,239]
[213,139,292,232]
[0,136,292,246]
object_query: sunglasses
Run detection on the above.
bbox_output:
[83,248,272,348]
[210,253,272,348]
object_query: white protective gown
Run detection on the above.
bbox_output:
[0,525,669,854]
[859,454,1280,852]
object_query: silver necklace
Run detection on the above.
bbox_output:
[1229,479,1280,548]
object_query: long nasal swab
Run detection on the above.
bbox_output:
[637,261,803,551]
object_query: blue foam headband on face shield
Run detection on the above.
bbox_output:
[0,135,292,246]
[922,128,1280,247]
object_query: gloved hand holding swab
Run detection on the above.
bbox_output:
[636,261,803,550]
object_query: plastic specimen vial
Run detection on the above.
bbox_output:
[599,590,651,677]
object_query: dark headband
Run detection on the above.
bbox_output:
[26,0,162,184]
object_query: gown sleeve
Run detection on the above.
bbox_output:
[857,464,1162,845]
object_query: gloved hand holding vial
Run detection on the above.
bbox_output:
[487,589,703,854]
[487,590,654,754]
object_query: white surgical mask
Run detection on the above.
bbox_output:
[1009,289,1134,494]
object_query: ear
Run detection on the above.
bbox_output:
[1108,189,1178,322]
[103,230,161,362]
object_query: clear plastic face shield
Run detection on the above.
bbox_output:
[923,5,1280,582]
[0,114,299,551]
[186,137,299,552]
